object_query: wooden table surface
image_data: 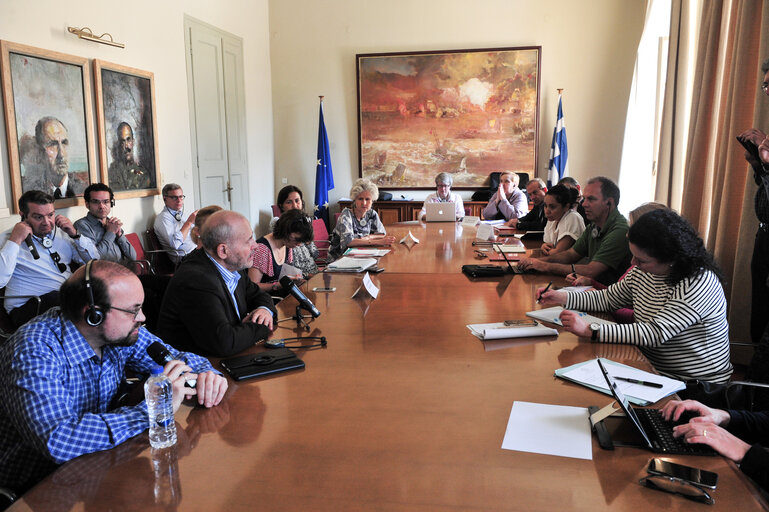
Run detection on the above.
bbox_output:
[9,223,768,511]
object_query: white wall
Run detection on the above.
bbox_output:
[0,0,274,235]
[268,0,646,206]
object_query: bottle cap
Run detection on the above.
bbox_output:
[151,366,164,375]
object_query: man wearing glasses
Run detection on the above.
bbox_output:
[74,183,137,263]
[0,260,228,496]
[0,190,99,327]
[153,183,197,264]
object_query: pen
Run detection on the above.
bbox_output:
[614,376,663,389]
[537,281,552,303]
[570,264,576,277]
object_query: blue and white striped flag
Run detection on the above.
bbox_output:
[314,100,334,227]
[547,94,568,187]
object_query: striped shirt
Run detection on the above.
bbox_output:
[565,268,733,383]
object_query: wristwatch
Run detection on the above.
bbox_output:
[589,323,600,341]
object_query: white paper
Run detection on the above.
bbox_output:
[560,286,593,293]
[327,257,377,271]
[467,322,558,340]
[560,358,685,405]
[461,216,480,227]
[526,306,617,327]
[279,263,303,279]
[361,272,379,299]
[399,231,419,247]
[476,224,494,241]
[502,401,592,460]
[492,244,526,253]
[345,248,390,257]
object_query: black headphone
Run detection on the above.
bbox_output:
[166,206,183,222]
[84,260,105,326]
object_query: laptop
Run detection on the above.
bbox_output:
[596,359,715,455]
[425,202,456,222]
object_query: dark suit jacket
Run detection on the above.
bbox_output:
[156,249,277,357]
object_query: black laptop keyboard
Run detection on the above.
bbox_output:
[635,408,716,456]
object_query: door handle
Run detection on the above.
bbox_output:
[224,181,234,203]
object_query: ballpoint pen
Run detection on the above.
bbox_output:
[537,281,552,303]
[614,376,663,389]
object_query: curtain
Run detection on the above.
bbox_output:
[677,0,764,343]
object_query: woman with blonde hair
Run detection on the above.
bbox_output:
[328,179,395,261]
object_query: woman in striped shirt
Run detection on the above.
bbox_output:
[538,209,733,383]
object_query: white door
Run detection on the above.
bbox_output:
[185,18,250,218]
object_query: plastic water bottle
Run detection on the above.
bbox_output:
[144,366,177,449]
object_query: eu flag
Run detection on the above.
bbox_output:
[547,94,569,187]
[314,101,335,227]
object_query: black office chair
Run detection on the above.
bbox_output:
[0,486,16,510]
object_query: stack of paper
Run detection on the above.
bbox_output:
[467,322,559,340]
[555,358,685,406]
[492,244,526,254]
[344,248,390,257]
[461,216,480,227]
[326,257,377,272]
[526,306,616,327]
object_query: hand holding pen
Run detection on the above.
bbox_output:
[536,285,567,306]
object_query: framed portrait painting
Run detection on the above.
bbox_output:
[0,40,97,211]
[357,46,541,189]
[93,60,159,198]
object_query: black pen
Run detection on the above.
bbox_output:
[569,264,576,277]
[537,281,552,303]
[615,376,663,389]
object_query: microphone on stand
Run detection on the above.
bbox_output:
[280,276,321,318]
[24,235,40,260]
[146,342,197,388]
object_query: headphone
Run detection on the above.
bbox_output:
[84,259,105,326]
[166,206,183,222]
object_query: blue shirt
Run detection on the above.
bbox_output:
[0,308,216,494]
[205,252,241,317]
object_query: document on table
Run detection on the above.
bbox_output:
[555,358,685,406]
[526,306,616,327]
[326,257,377,272]
[461,216,480,227]
[467,322,558,340]
[344,248,390,257]
[492,244,526,253]
[502,401,592,460]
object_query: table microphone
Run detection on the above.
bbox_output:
[146,341,197,388]
[279,276,321,318]
[24,235,40,259]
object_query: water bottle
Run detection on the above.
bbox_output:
[144,366,177,449]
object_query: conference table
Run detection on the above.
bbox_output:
[8,222,768,511]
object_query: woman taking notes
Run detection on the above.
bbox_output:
[271,185,319,276]
[249,209,314,295]
[538,209,732,384]
[329,179,395,261]
[540,184,585,256]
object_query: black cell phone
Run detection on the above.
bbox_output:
[647,458,718,489]
[312,287,336,292]
[736,135,761,162]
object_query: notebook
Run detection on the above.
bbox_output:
[596,359,715,456]
[220,348,305,381]
[425,202,456,222]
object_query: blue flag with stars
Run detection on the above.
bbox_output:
[314,102,334,227]
[547,94,569,187]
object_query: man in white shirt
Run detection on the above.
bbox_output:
[0,190,99,327]
[74,183,136,263]
[481,171,528,221]
[153,183,197,264]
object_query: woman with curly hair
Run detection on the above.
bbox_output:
[538,208,733,384]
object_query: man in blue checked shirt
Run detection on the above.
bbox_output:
[0,260,228,496]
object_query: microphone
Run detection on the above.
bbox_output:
[279,276,321,318]
[146,341,197,388]
[24,235,40,260]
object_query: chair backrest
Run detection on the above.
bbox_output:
[312,218,330,261]
[271,205,282,217]
[125,233,154,275]
[144,229,177,275]
[126,233,145,260]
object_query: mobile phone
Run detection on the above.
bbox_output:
[312,287,336,292]
[647,458,718,489]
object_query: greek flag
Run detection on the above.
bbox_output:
[547,94,568,186]
[314,101,334,227]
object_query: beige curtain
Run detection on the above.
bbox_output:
[676,0,764,344]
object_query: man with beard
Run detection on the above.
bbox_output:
[107,122,152,191]
[22,117,86,198]
[0,260,228,495]
[0,190,99,327]
[157,210,277,357]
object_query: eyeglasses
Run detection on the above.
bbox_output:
[165,195,185,201]
[639,476,714,505]
[762,83,769,94]
[109,305,143,320]
[88,199,112,206]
